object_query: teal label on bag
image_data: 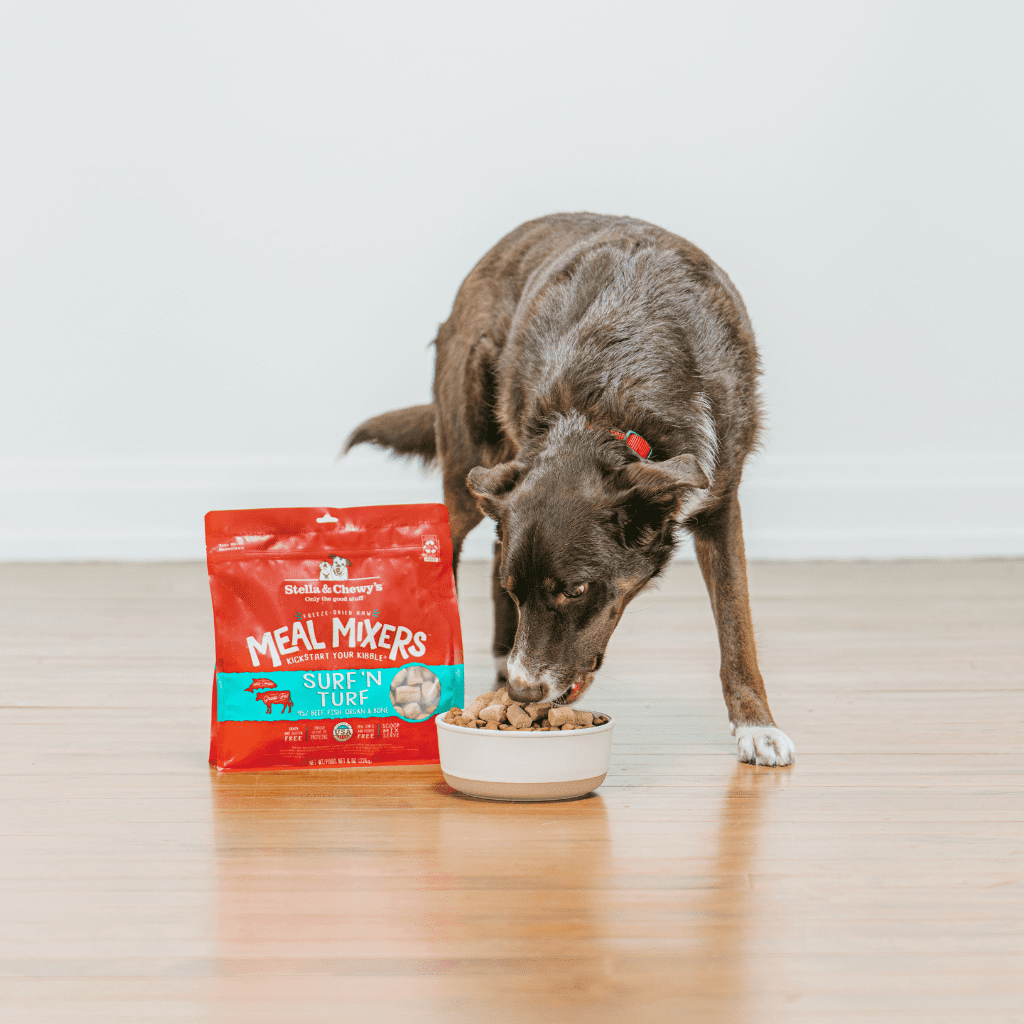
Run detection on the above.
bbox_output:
[217,662,463,723]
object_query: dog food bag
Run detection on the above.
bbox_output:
[206,504,464,771]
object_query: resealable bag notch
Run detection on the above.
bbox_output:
[205,504,464,771]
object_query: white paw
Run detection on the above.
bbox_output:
[732,725,795,766]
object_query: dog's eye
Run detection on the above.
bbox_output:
[562,582,589,600]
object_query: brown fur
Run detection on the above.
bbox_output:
[346,213,792,764]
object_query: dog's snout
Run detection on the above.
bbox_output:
[506,653,550,703]
[508,677,548,704]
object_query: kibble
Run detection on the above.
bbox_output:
[444,687,608,732]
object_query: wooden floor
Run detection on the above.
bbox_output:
[1,558,1022,1023]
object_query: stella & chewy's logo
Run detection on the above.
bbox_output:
[283,554,384,596]
[320,555,351,580]
[422,535,440,563]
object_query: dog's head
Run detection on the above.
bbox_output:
[467,434,708,704]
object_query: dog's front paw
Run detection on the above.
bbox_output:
[732,725,795,767]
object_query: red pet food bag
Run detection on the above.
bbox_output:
[206,504,464,772]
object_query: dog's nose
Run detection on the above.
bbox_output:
[506,653,549,703]
[507,677,548,704]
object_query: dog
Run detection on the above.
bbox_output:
[346,213,794,766]
[331,556,352,581]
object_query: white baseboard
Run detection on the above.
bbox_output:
[1,451,1021,561]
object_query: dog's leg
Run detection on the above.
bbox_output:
[692,492,795,767]
[443,472,483,586]
[490,538,517,685]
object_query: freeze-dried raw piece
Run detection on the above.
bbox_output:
[465,692,496,719]
[547,706,576,728]
[445,689,608,734]
[505,704,533,729]
[479,703,508,724]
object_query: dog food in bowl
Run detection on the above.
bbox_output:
[441,688,610,731]
[436,687,614,802]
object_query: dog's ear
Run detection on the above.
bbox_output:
[616,454,709,495]
[655,454,709,489]
[613,455,709,546]
[466,461,526,520]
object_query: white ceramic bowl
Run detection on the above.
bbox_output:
[435,714,615,802]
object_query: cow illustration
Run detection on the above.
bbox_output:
[331,556,351,581]
[256,690,293,714]
[245,678,277,693]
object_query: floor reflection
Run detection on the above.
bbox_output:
[207,767,612,1023]
[596,762,787,1020]
[691,765,786,997]
[205,762,783,1022]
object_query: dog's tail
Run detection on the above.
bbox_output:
[342,404,437,466]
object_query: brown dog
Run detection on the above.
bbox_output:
[347,213,794,766]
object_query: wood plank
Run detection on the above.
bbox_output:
[1,558,1022,1023]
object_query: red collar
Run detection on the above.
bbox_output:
[608,428,651,459]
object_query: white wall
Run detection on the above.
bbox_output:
[2,1,1022,560]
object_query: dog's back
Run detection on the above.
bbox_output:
[433,213,761,503]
